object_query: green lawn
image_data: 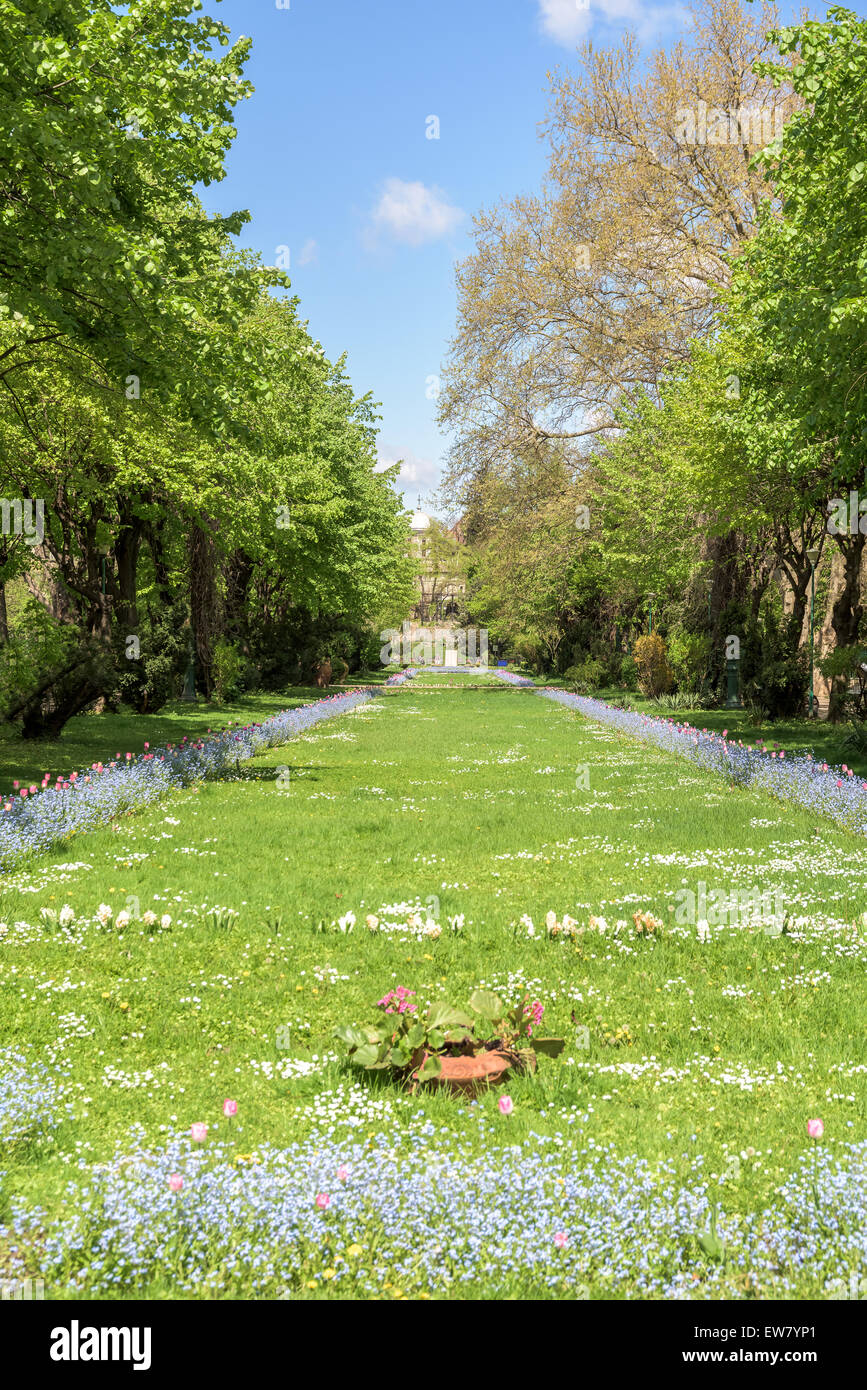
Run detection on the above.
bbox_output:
[1,688,865,1299]
[0,693,326,792]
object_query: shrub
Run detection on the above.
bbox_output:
[818,645,867,720]
[633,634,674,697]
[112,600,189,714]
[619,654,639,691]
[212,638,244,703]
[667,630,712,691]
[564,656,605,693]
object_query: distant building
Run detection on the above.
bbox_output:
[409,510,466,624]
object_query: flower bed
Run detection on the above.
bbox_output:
[493,670,535,688]
[3,1126,864,1299]
[539,690,867,836]
[0,690,373,871]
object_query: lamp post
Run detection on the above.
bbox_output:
[97,543,110,597]
[806,546,821,718]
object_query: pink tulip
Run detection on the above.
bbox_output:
[19,789,27,798]
[837,780,843,789]
[498,1096,514,1116]
[168,1174,184,1192]
[337,1166,349,1181]
[190,1123,208,1142]
[806,1118,824,1139]
[222,1099,237,1117]
[144,742,149,750]
[554,1232,568,1248]
[315,1192,330,1209]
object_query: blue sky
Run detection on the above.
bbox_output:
[200,0,808,512]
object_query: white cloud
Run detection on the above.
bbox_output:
[536,0,691,48]
[537,0,595,44]
[369,178,464,247]
[536,0,689,48]
[375,446,440,500]
[297,238,318,266]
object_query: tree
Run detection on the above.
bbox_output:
[732,6,867,710]
[438,0,795,511]
[0,0,283,418]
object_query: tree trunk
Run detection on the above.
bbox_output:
[828,531,865,720]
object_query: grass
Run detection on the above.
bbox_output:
[553,683,867,779]
[1,687,865,1298]
[0,692,330,791]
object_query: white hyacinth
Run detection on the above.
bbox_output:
[337,911,356,933]
[59,905,75,927]
[697,918,711,943]
[115,910,131,930]
[142,911,157,927]
[365,913,379,932]
[96,904,113,927]
[160,914,172,930]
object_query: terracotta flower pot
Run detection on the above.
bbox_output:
[423,1048,535,1096]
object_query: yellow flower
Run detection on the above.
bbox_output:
[101,991,111,999]
[347,1244,363,1258]
[296,985,303,992]
[423,954,432,961]
[241,970,250,977]
[119,1002,129,1011]
[323,1269,336,1280]
[306,1280,318,1290]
